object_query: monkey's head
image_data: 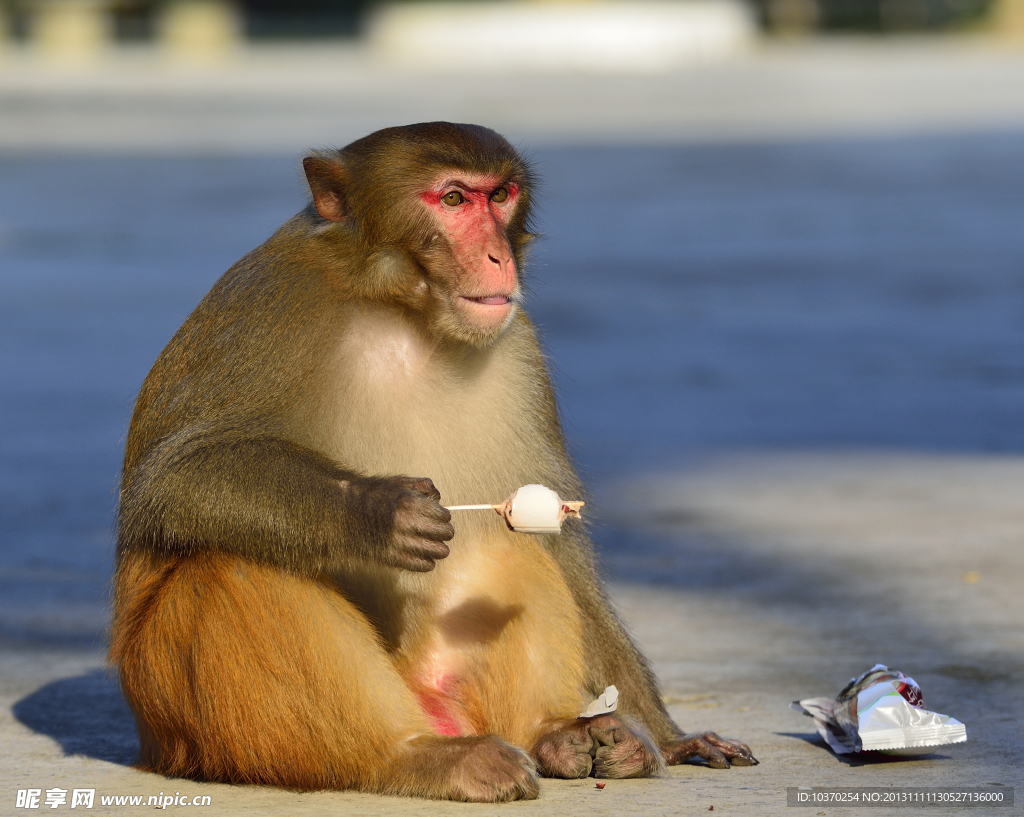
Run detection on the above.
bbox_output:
[303,123,536,348]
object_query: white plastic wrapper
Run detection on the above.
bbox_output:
[791,664,967,755]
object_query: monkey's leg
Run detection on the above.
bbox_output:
[533,714,663,780]
[110,551,538,800]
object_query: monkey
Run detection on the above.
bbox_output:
[109,122,757,803]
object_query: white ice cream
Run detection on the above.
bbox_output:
[504,484,563,534]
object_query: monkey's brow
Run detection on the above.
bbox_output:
[435,176,509,194]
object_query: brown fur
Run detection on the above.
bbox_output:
[110,123,755,801]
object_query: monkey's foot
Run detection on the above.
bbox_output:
[662,732,759,769]
[397,735,539,802]
[533,715,662,780]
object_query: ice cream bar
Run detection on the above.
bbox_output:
[446,484,584,534]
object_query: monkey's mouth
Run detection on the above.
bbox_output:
[456,294,516,330]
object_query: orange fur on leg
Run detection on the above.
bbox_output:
[110,550,429,791]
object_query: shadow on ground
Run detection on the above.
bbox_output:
[13,670,138,766]
[775,732,954,766]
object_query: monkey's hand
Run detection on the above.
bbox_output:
[533,715,662,780]
[662,732,758,769]
[348,476,454,572]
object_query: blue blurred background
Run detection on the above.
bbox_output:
[2,0,1024,652]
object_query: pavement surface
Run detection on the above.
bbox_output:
[2,35,1023,816]
[3,454,1022,815]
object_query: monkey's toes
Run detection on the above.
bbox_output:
[729,755,759,767]
[664,732,758,769]
[452,736,539,802]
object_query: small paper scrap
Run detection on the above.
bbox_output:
[791,664,966,755]
[580,685,618,718]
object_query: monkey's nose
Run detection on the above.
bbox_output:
[487,252,514,278]
[487,245,513,269]
[482,236,516,288]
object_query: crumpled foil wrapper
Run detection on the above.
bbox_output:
[791,664,967,755]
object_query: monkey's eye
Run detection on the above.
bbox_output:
[441,191,465,207]
[490,188,509,203]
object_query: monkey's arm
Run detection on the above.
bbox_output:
[117,424,453,574]
[553,527,757,768]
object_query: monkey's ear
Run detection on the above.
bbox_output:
[303,155,350,222]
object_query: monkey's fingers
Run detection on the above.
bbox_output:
[401,476,442,501]
[397,512,455,542]
[424,503,454,525]
[584,716,661,779]
[389,535,451,572]
[663,732,758,769]
[588,720,625,749]
[396,490,453,525]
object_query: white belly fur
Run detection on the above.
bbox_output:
[321,305,546,503]
[317,305,574,647]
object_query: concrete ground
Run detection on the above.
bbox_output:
[2,34,1024,816]
[3,453,1021,815]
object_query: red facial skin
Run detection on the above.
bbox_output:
[420,175,521,332]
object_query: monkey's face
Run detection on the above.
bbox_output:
[415,173,522,346]
[303,124,535,348]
